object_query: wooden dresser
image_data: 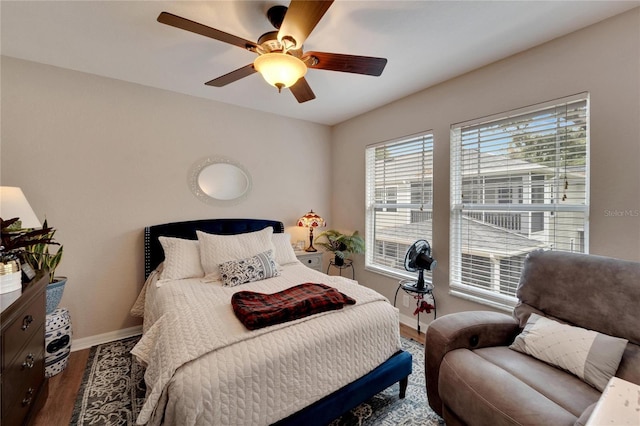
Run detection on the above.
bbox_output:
[1,271,49,426]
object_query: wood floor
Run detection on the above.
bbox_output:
[31,324,424,426]
[400,322,425,344]
[32,350,90,426]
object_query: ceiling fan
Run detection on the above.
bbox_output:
[157,1,387,103]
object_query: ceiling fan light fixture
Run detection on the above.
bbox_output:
[254,53,307,92]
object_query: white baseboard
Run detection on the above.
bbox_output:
[71,325,142,352]
[399,312,430,335]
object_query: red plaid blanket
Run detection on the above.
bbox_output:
[231,283,356,330]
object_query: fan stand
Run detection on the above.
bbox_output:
[395,278,435,335]
[416,270,426,291]
[400,271,433,294]
[398,239,437,334]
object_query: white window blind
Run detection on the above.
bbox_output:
[450,94,589,308]
[365,132,434,277]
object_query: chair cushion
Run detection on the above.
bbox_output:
[514,250,640,345]
[473,347,600,416]
[509,313,627,391]
[439,348,600,426]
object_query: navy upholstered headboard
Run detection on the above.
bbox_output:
[144,218,285,279]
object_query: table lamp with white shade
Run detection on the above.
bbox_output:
[0,187,41,294]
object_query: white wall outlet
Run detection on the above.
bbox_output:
[402,294,410,308]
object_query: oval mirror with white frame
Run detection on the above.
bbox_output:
[188,157,252,205]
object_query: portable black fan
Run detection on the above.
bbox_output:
[404,240,437,291]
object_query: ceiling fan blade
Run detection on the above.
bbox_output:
[205,64,257,87]
[290,77,316,103]
[158,12,258,51]
[278,1,334,49]
[304,52,387,76]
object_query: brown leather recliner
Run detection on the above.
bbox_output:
[425,250,640,426]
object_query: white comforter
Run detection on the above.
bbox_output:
[131,262,402,426]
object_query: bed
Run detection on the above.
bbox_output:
[131,218,412,426]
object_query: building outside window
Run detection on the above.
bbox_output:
[450,93,589,309]
[365,132,434,277]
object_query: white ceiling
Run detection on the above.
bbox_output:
[2,1,637,126]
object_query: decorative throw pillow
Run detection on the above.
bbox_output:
[219,250,280,287]
[271,233,298,265]
[509,313,628,391]
[197,227,275,281]
[158,236,204,280]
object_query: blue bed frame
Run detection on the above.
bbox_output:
[143,218,412,425]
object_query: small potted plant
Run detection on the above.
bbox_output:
[22,219,66,314]
[314,229,365,266]
[0,217,55,294]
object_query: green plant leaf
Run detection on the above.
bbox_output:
[313,229,365,258]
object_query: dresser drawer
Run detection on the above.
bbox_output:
[1,354,45,426]
[1,271,48,426]
[2,323,45,407]
[2,351,44,425]
[296,252,323,271]
[302,255,321,268]
[3,292,45,370]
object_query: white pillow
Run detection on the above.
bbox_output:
[271,233,298,265]
[197,227,275,281]
[158,237,204,280]
[510,313,628,391]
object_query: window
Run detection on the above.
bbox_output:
[450,94,589,309]
[385,186,398,212]
[366,132,434,277]
[531,174,545,232]
[375,187,398,212]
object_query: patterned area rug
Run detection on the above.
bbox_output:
[71,336,443,425]
[70,336,145,425]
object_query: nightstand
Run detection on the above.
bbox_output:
[295,251,323,272]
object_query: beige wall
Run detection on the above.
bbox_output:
[1,57,331,340]
[2,8,639,342]
[331,8,640,320]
